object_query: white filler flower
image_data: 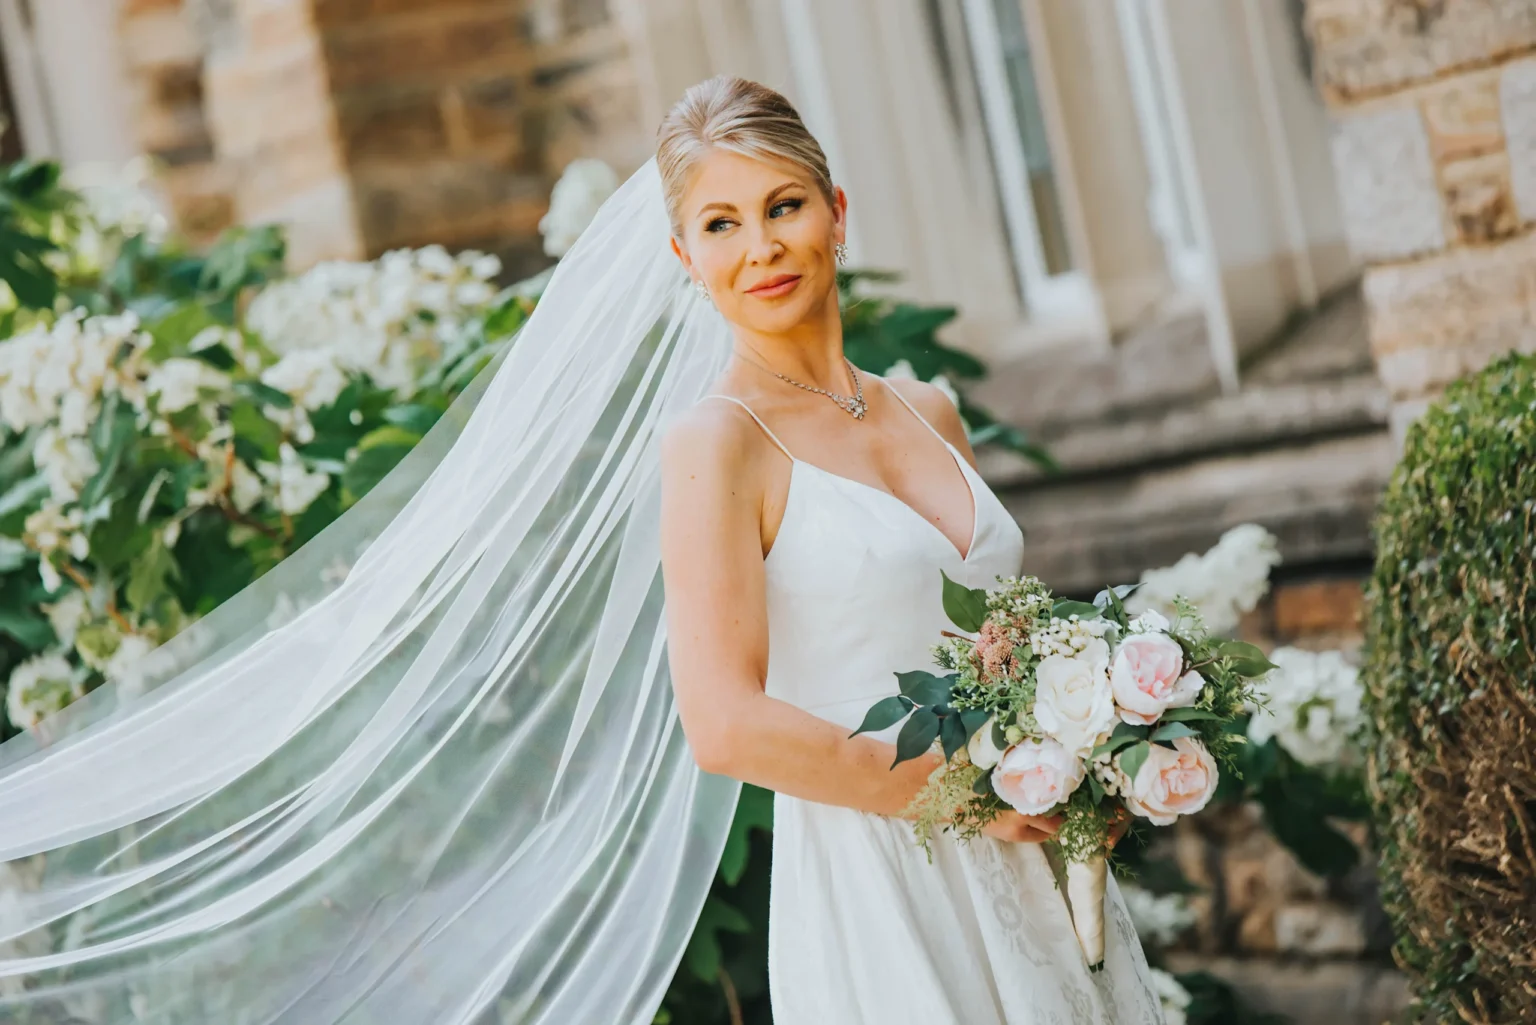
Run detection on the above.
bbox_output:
[1248,646,1365,767]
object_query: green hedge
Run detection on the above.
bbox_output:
[1364,352,1536,1025]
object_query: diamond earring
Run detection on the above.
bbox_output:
[835,241,849,266]
[694,279,711,304]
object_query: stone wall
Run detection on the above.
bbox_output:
[1162,575,1412,1025]
[118,0,647,272]
[1307,0,1536,436]
[118,0,234,243]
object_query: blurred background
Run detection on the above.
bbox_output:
[3,1,1533,1023]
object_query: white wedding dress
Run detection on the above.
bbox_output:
[706,389,1164,1025]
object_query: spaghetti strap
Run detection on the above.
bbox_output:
[882,379,947,444]
[701,394,796,461]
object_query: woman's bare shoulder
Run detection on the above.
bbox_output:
[660,397,770,491]
[882,376,968,449]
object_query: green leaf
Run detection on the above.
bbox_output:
[892,706,941,767]
[972,770,996,796]
[234,379,293,410]
[1118,741,1152,782]
[681,895,751,982]
[1219,640,1278,677]
[1051,599,1101,621]
[342,443,413,501]
[0,607,53,649]
[940,570,987,633]
[716,784,773,886]
[895,670,953,708]
[1111,721,1150,740]
[80,399,137,510]
[125,538,181,616]
[0,537,29,573]
[1150,722,1199,743]
[1159,706,1223,723]
[939,712,969,763]
[146,303,218,361]
[1090,734,1140,761]
[358,425,423,452]
[383,403,443,436]
[0,475,49,520]
[1093,583,1142,608]
[1260,792,1359,876]
[958,707,990,740]
[1088,773,1106,802]
[849,694,915,737]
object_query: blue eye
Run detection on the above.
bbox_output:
[705,218,733,234]
[770,199,803,218]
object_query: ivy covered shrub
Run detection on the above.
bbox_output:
[1364,352,1536,1025]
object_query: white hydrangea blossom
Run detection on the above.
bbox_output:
[0,311,150,434]
[1119,883,1197,948]
[1248,647,1365,767]
[1129,524,1281,635]
[261,350,349,411]
[1148,967,1193,1025]
[257,443,331,516]
[245,246,501,397]
[31,427,99,503]
[62,158,171,274]
[884,358,960,409]
[539,159,620,257]
[104,633,158,701]
[146,357,231,414]
[4,651,82,729]
[42,589,91,647]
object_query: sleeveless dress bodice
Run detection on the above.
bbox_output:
[702,389,1161,1025]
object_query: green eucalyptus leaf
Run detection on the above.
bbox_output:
[850,694,915,737]
[972,770,996,796]
[1150,722,1199,743]
[940,570,987,633]
[716,784,773,886]
[892,706,942,767]
[1090,734,1140,761]
[1118,741,1153,783]
[1159,706,1223,723]
[1051,599,1101,621]
[895,670,953,708]
[939,712,969,763]
[0,607,53,649]
[959,707,990,740]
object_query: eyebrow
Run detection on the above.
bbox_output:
[695,182,803,219]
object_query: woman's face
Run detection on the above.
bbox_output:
[671,148,847,337]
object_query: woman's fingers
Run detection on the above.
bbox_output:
[1020,814,1062,835]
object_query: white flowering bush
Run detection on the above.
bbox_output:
[0,161,532,740]
[1248,647,1365,768]
[1129,524,1282,636]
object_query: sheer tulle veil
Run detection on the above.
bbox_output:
[0,159,740,1024]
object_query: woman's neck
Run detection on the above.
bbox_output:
[730,295,850,392]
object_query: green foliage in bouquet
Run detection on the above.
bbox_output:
[1364,352,1536,1025]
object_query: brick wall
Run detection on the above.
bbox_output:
[1306,0,1536,436]
[131,0,648,273]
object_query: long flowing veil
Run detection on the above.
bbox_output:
[0,159,739,1024]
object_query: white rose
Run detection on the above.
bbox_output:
[967,718,1006,769]
[1032,639,1116,756]
[991,736,1087,816]
[1119,737,1219,826]
[1129,609,1170,634]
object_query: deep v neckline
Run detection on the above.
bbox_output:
[788,441,980,563]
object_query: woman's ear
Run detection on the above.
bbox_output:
[670,236,693,277]
[832,186,849,244]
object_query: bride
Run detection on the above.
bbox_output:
[658,77,1160,1024]
[0,77,1158,1024]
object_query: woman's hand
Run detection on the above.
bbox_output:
[982,810,1062,844]
[1107,808,1133,850]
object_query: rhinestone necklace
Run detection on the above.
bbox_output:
[734,351,867,420]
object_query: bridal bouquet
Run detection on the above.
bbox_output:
[852,573,1273,970]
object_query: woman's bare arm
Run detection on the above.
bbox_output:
[659,402,940,816]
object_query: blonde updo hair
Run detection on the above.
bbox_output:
[656,76,835,236]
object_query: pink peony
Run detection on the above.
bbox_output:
[1119,737,1219,825]
[1110,633,1198,725]
[991,737,1086,816]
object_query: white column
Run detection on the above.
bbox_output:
[782,0,1021,357]
[0,0,138,165]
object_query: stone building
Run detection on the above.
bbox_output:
[10,2,1511,1020]
[1305,0,1536,435]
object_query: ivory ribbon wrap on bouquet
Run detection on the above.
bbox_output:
[1065,854,1108,970]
